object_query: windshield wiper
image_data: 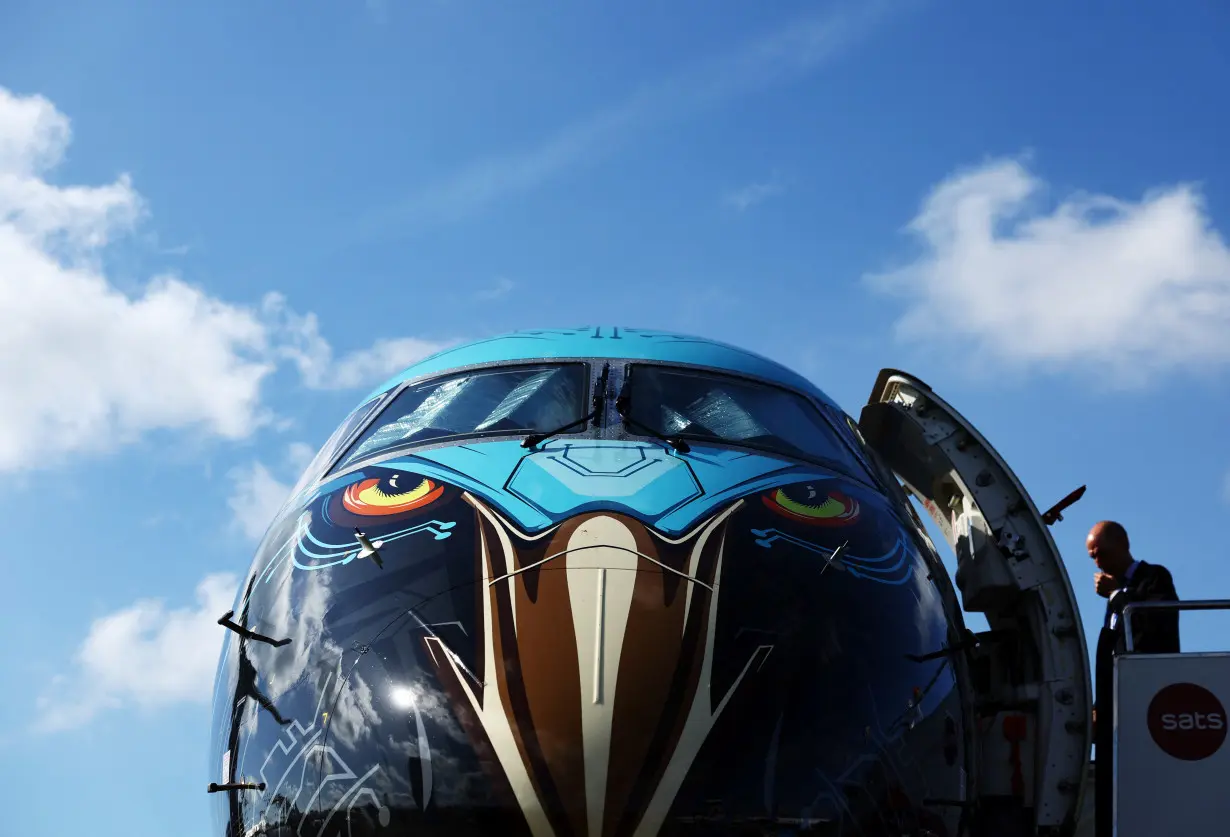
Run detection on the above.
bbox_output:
[522,363,610,449]
[615,379,691,453]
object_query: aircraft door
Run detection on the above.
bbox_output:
[858,369,1092,837]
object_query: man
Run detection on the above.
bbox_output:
[1088,520,1179,837]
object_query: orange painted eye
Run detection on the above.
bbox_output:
[342,474,444,516]
[762,484,860,526]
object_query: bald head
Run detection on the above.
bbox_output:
[1087,520,1133,576]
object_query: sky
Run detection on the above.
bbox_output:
[1,0,1229,834]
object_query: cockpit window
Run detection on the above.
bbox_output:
[623,365,875,482]
[289,391,390,497]
[329,363,588,473]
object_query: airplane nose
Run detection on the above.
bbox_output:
[270,506,734,837]
[214,471,966,837]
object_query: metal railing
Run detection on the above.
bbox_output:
[1122,599,1230,653]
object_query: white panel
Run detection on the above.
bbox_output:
[1114,653,1230,836]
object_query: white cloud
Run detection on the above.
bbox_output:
[0,87,273,471]
[349,2,894,240]
[286,441,315,472]
[262,293,453,390]
[0,88,70,174]
[865,157,1230,385]
[327,337,452,389]
[0,85,449,473]
[723,172,786,211]
[228,442,323,540]
[474,276,514,301]
[228,460,293,541]
[34,573,239,733]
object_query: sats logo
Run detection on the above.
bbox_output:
[1147,682,1227,761]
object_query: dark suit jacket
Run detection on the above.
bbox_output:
[1092,561,1179,834]
[1096,561,1180,664]
[1095,562,1180,715]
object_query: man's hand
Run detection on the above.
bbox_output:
[1092,707,1097,737]
[1095,572,1121,598]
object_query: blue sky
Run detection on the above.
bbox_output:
[2,1,1229,834]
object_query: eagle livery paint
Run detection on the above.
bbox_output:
[208,327,967,837]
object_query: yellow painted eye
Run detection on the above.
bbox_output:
[762,485,860,526]
[342,475,443,516]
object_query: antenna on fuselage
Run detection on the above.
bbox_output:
[354,528,385,568]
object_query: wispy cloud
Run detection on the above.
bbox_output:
[474,276,515,301]
[865,155,1230,386]
[0,86,272,471]
[350,1,897,241]
[39,436,321,732]
[723,172,787,211]
[259,293,457,391]
[228,460,293,541]
[0,85,450,473]
[286,441,315,471]
[227,443,319,541]
[34,573,238,733]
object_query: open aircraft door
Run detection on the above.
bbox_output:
[858,369,1093,837]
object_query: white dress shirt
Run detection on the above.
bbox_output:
[1107,560,1140,630]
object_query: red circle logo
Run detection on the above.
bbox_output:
[1147,682,1227,761]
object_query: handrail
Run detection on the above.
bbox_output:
[1122,599,1230,652]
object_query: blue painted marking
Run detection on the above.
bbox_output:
[750,528,846,564]
[396,444,555,530]
[751,528,914,585]
[656,463,836,535]
[308,442,849,537]
[414,441,776,533]
[507,443,702,519]
[291,519,456,571]
[257,533,296,584]
[554,444,660,478]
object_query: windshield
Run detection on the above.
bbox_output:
[623,364,875,481]
[330,363,588,472]
[288,391,390,496]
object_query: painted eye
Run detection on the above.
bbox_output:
[762,484,860,526]
[342,474,444,516]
